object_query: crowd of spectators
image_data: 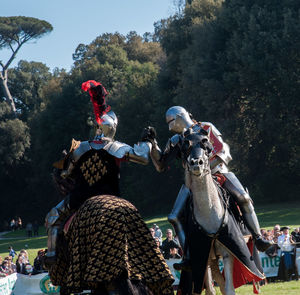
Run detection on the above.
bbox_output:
[9,217,22,231]
[261,225,300,257]
[150,224,182,260]
[0,248,47,277]
[260,225,299,281]
[2,218,39,237]
[149,223,300,282]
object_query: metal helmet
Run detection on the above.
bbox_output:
[96,110,118,139]
[165,106,194,134]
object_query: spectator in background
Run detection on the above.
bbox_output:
[26,222,33,237]
[294,228,300,248]
[33,250,47,274]
[154,237,163,255]
[5,257,16,274]
[277,226,298,281]
[10,219,15,231]
[8,246,17,262]
[149,228,155,238]
[33,221,39,236]
[16,254,25,274]
[161,229,180,259]
[0,260,10,276]
[0,256,5,277]
[19,249,29,264]
[274,224,281,237]
[260,229,267,239]
[16,254,32,275]
[17,217,22,229]
[169,248,181,259]
[154,225,163,245]
[278,227,295,252]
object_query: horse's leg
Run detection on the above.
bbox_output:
[204,263,216,295]
[215,241,235,295]
[210,258,226,295]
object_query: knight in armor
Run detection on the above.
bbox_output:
[45,80,153,265]
[143,106,272,271]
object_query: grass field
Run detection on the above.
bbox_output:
[216,281,300,294]
[0,201,300,293]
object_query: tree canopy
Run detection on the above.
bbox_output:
[0,16,53,114]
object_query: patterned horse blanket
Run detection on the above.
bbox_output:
[50,195,174,294]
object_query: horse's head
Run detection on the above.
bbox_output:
[181,131,211,177]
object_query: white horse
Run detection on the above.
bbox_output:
[181,131,258,295]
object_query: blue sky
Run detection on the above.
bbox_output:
[1,0,175,71]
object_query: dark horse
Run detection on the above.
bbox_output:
[48,194,174,295]
[178,131,264,295]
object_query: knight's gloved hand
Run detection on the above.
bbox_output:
[141,126,157,143]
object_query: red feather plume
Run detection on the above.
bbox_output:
[81,80,110,124]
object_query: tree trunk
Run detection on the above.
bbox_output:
[0,70,17,116]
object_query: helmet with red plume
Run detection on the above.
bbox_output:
[82,80,118,138]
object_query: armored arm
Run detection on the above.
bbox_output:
[150,134,181,172]
[127,141,152,165]
[201,122,232,173]
[103,140,152,165]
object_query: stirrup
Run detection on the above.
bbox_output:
[254,235,273,252]
[173,259,192,272]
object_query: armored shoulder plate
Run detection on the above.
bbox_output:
[103,141,132,159]
[72,141,92,162]
[200,122,222,136]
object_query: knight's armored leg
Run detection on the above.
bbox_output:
[168,185,192,271]
[223,172,272,252]
[46,226,59,258]
[168,184,190,248]
[45,196,71,266]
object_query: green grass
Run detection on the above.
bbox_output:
[209,281,300,295]
[0,229,47,264]
[223,281,300,295]
[255,201,300,230]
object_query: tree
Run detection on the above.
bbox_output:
[7,60,53,121]
[0,16,53,115]
[0,101,30,174]
[158,0,300,202]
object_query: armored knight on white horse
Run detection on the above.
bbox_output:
[143,106,271,273]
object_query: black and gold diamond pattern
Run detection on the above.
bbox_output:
[50,195,174,294]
